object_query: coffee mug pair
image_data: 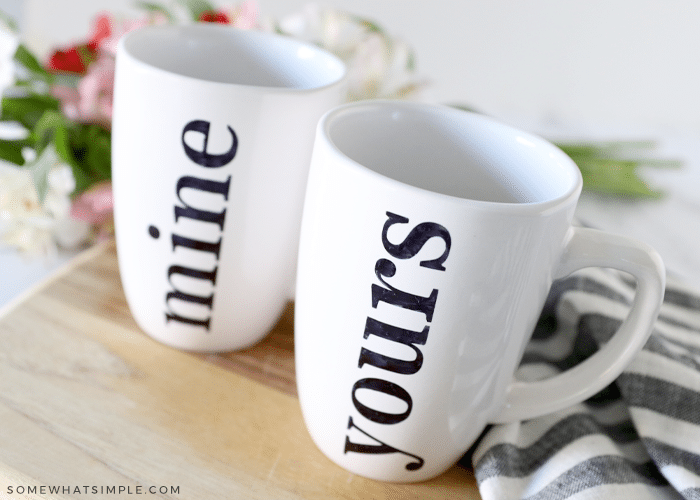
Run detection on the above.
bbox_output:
[112,25,665,483]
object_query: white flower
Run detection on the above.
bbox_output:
[45,164,76,219]
[0,164,54,256]
[278,4,428,102]
[52,216,90,250]
[279,5,363,57]
[346,32,389,100]
[0,21,18,100]
[0,152,90,257]
[0,164,41,221]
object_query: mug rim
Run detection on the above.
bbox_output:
[320,99,583,214]
[116,24,347,94]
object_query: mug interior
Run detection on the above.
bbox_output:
[325,102,581,204]
[121,25,345,90]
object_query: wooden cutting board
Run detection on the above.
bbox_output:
[0,240,480,499]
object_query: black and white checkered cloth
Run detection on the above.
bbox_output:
[470,265,700,499]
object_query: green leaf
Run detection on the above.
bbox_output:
[26,109,112,196]
[0,9,18,31]
[53,123,74,166]
[76,44,98,69]
[14,44,49,77]
[445,103,480,113]
[176,0,216,21]
[135,1,176,22]
[31,109,68,149]
[574,158,662,199]
[27,143,61,203]
[70,123,111,194]
[0,137,30,165]
[1,94,61,130]
[12,45,55,92]
[28,109,86,193]
[356,18,383,34]
[405,49,416,72]
[85,125,111,180]
[556,140,682,199]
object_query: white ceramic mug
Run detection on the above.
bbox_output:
[294,101,665,482]
[111,25,345,351]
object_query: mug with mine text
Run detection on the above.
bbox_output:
[112,24,346,351]
[294,101,665,482]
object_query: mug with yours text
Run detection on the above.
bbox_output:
[294,101,666,482]
[112,24,346,351]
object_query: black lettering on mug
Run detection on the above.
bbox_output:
[351,377,413,425]
[344,417,425,471]
[343,210,453,473]
[182,120,238,168]
[161,120,238,331]
[382,212,451,271]
[174,175,231,229]
[358,317,428,375]
[171,234,222,259]
[164,264,218,329]
[372,258,438,322]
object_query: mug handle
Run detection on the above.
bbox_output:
[492,226,665,423]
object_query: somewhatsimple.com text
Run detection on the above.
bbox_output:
[6,485,180,495]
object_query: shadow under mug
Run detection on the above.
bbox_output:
[294,100,665,482]
[112,24,346,352]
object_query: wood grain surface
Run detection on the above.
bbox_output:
[0,240,481,499]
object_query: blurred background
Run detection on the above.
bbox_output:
[1,0,700,308]
[8,0,700,133]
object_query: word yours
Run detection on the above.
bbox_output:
[344,211,451,471]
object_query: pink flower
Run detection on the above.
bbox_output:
[49,55,114,126]
[70,181,113,225]
[97,15,161,57]
[230,1,259,29]
[49,13,167,126]
[89,14,113,50]
[50,84,81,121]
[76,55,115,125]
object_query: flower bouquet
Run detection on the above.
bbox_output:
[0,0,678,256]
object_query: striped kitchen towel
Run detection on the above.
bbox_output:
[471,266,700,500]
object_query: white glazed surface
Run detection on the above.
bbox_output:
[112,25,345,351]
[294,101,664,482]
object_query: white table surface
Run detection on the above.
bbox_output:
[0,246,75,313]
[1,118,698,312]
